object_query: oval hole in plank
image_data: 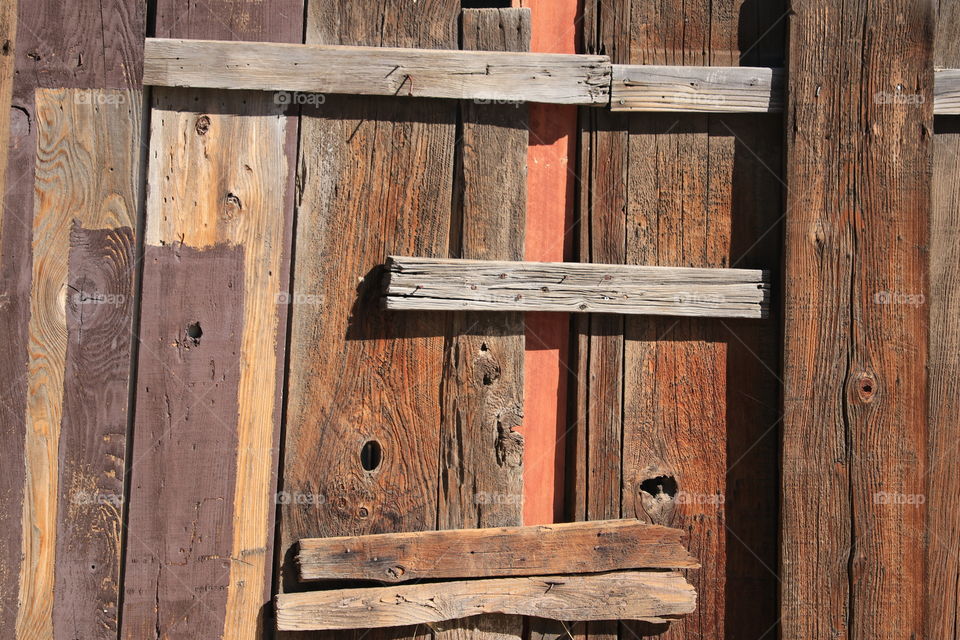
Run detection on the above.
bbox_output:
[360,440,382,472]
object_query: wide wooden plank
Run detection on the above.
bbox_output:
[611,65,784,112]
[15,89,141,640]
[143,37,611,105]
[928,6,960,637]
[275,5,458,640]
[384,257,770,318]
[298,519,697,582]
[433,9,528,640]
[276,571,696,631]
[781,2,931,639]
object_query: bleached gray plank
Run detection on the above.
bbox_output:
[935,68,960,114]
[275,571,696,631]
[143,38,611,105]
[610,65,785,112]
[383,257,771,319]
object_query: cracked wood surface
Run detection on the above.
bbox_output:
[276,571,696,631]
[297,519,698,582]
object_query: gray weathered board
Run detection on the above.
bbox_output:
[143,38,611,105]
[383,257,770,318]
[298,519,698,582]
[275,571,696,631]
[142,37,960,113]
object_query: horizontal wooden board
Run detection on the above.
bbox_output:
[611,65,785,112]
[276,571,696,631]
[298,519,698,582]
[935,68,960,113]
[384,257,770,318]
[143,37,611,105]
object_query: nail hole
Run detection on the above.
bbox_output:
[640,475,678,499]
[360,440,382,472]
[186,322,202,345]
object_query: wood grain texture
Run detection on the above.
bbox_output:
[121,243,244,640]
[0,0,15,246]
[276,571,696,631]
[298,519,698,581]
[929,5,960,637]
[781,2,932,639]
[276,6,458,640]
[435,11,527,640]
[15,89,140,640]
[154,0,304,43]
[122,87,296,639]
[385,257,770,317]
[143,38,611,105]
[611,65,784,113]
[574,2,786,640]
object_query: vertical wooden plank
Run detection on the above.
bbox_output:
[277,2,458,639]
[121,86,298,639]
[928,6,960,638]
[14,88,141,640]
[575,1,785,639]
[118,4,303,638]
[0,0,15,246]
[782,2,932,639]
[433,8,527,640]
[515,0,578,528]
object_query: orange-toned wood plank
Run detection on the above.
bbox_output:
[515,0,578,528]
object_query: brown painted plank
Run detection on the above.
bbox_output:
[120,87,298,639]
[929,6,960,637]
[275,4,458,640]
[0,0,145,634]
[432,10,527,640]
[276,571,696,631]
[17,89,142,640]
[298,519,697,582]
[574,2,785,640]
[781,2,932,639]
[117,3,303,638]
[121,243,245,639]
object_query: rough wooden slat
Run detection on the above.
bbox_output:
[782,2,931,639]
[0,0,15,246]
[298,519,698,582]
[434,10,528,640]
[276,571,696,631]
[276,5,458,640]
[611,65,784,112]
[928,6,960,637]
[384,257,770,318]
[934,68,960,114]
[14,89,141,640]
[143,37,611,105]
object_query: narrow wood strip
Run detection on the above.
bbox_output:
[143,37,611,105]
[121,243,245,639]
[611,65,784,112]
[17,88,140,640]
[384,257,770,318]
[298,519,698,582]
[276,571,696,631]
[0,0,16,246]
